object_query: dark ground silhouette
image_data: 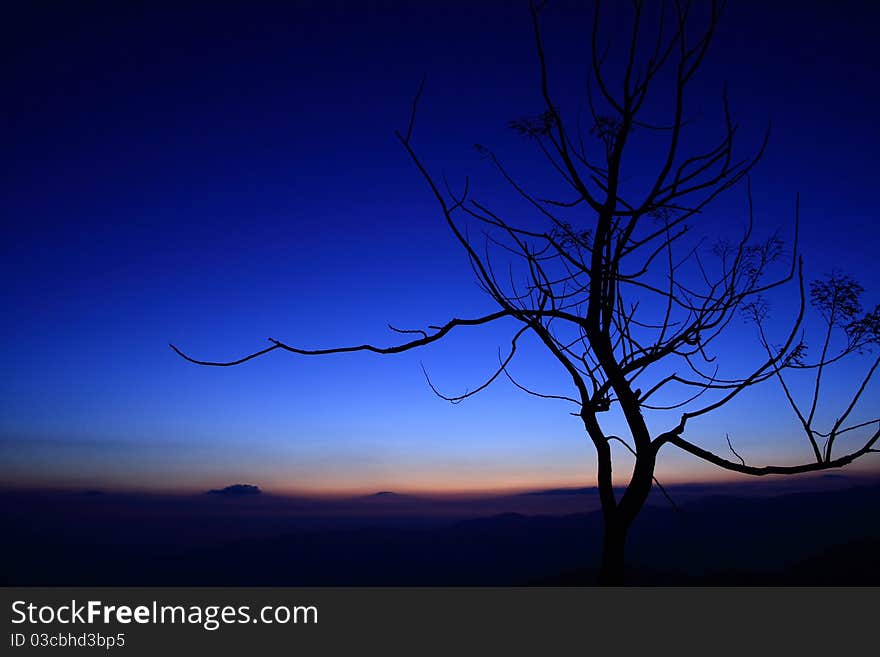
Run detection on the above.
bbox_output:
[2,477,878,585]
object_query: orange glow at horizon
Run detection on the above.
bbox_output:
[4,458,878,498]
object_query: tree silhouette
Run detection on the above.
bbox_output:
[172,1,879,584]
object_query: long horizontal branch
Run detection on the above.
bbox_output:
[660,427,880,476]
[170,310,510,366]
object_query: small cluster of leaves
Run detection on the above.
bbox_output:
[711,235,784,287]
[741,296,769,323]
[807,273,878,352]
[847,304,880,350]
[551,222,593,250]
[590,115,622,144]
[647,206,676,223]
[710,238,732,260]
[810,273,864,328]
[509,110,558,139]
[742,235,784,279]
[782,340,808,367]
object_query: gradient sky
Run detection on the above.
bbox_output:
[3,1,879,494]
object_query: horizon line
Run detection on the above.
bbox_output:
[1,470,876,500]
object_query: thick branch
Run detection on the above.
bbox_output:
[661,427,880,476]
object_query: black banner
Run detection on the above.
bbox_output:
[2,587,875,655]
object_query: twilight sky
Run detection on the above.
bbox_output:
[2,1,879,494]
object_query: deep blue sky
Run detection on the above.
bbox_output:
[2,1,878,493]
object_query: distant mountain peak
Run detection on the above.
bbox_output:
[358,491,416,501]
[206,484,261,497]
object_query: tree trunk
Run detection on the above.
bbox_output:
[598,520,627,585]
[583,408,656,585]
[596,451,656,586]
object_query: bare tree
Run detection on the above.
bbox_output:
[172,1,879,584]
